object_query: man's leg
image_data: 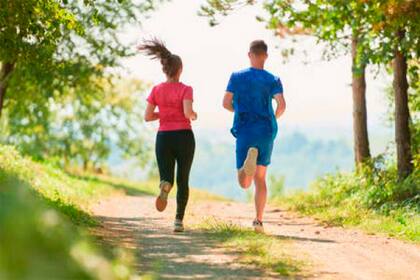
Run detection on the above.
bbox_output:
[237,145,258,189]
[254,165,268,222]
[238,168,253,189]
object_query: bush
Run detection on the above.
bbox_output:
[0,145,139,279]
[274,155,420,242]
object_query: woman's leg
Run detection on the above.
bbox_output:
[155,132,175,185]
[174,131,195,221]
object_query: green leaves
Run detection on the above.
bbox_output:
[0,0,163,167]
[5,74,149,169]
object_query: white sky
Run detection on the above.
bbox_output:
[122,0,392,138]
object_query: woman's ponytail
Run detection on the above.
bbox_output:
[138,38,182,78]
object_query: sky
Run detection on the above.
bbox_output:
[122,0,393,141]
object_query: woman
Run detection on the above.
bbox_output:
[138,39,197,232]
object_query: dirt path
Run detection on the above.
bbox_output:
[91,195,420,279]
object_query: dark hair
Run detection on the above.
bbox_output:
[249,40,268,55]
[138,38,182,78]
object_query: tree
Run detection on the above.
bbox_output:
[200,0,372,167]
[365,1,419,178]
[0,0,159,118]
[5,75,150,170]
[200,0,419,178]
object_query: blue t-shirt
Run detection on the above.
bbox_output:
[226,67,283,138]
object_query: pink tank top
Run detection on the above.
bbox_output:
[147,82,193,131]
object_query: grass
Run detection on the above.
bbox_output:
[0,145,227,279]
[274,193,419,242]
[0,146,125,226]
[70,173,227,203]
[0,146,140,279]
[195,218,308,278]
[271,162,420,243]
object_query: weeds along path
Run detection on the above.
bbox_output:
[91,195,420,279]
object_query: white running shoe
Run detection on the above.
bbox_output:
[241,147,258,177]
[155,181,172,212]
[174,219,184,232]
[253,219,264,234]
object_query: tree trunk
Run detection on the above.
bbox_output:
[351,35,371,168]
[83,159,89,171]
[393,30,413,179]
[0,62,15,119]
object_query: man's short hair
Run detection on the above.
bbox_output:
[249,40,268,54]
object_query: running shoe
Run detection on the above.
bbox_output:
[155,181,172,212]
[174,219,184,232]
[241,147,258,177]
[253,219,264,233]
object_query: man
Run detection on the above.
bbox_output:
[223,40,286,233]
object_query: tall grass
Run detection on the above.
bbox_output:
[272,156,419,242]
[0,145,227,279]
[0,146,144,279]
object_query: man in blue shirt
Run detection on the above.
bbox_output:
[223,40,286,233]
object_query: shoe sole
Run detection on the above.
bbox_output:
[253,219,264,234]
[155,181,172,212]
[243,148,258,177]
[254,226,264,234]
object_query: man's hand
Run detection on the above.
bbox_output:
[223,92,234,112]
[274,94,286,119]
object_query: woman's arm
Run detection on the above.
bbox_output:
[274,94,286,119]
[144,103,159,122]
[183,100,197,120]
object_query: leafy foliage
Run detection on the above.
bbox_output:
[0,0,162,167]
[2,75,150,169]
[275,155,420,242]
[200,1,420,64]
[0,0,159,108]
[199,0,257,26]
[0,145,142,279]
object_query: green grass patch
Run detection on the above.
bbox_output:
[0,169,140,279]
[0,145,147,278]
[92,174,228,202]
[195,218,308,278]
[271,161,420,242]
[0,146,123,226]
[0,145,227,279]
[70,173,227,203]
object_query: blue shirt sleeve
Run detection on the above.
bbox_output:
[271,76,283,96]
[226,73,237,94]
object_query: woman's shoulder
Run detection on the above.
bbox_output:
[178,82,193,91]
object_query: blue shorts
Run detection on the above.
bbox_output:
[236,134,274,169]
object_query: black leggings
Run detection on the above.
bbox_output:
[155,129,195,220]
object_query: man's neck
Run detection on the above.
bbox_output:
[250,63,264,70]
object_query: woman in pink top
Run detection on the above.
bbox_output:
[138,39,197,232]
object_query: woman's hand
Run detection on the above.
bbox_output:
[144,103,159,122]
[183,100,197,121]
[190,112,198,121]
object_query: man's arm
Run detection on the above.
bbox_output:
[223,92,234,112]
[144,103,159,122]
[273,94,286,119]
